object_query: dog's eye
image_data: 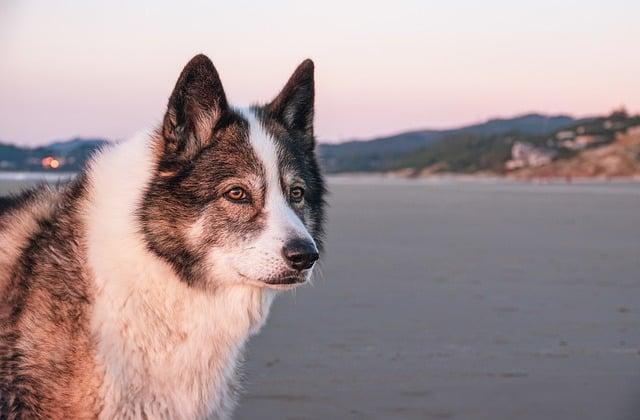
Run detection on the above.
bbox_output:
[290,186,305,203]
[224,187,249,203]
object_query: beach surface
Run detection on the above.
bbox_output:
[2,175,639,419]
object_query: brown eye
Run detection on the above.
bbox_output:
[224,187,249,203]
[290,186,305,203]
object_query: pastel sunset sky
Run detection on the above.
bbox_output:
[1,0,639,146]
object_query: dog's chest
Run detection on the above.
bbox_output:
[93,280,273,420]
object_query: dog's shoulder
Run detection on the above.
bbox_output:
[0,184,60,292]
[0,176,101,418]
[0,183,55,218]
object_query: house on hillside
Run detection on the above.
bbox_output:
[556,130,575,141]
[561,135,609,151]
[556,109,640,151]
[505,141,557,170]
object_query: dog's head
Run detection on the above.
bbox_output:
[139,54,325,290]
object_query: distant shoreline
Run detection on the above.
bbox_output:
[326,172,640,185]
[0,171,76,181]
[1,171,639,185]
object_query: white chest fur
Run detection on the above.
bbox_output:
[93,273,274,420]
[84,134,276,419]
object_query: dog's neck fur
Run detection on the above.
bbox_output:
[84,133,276,419]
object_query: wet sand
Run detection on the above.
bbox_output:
[2,176,639,419]
[237,178,640,420]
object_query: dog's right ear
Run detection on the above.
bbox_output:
[161,54,228,164]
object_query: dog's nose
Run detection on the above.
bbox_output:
[282,239,319,271]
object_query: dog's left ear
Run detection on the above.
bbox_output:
[266,59,315,146]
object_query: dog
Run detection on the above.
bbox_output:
[0,54,325,419]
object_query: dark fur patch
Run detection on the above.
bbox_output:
[263,59,315,140]
[253,59,325,248]
[0,175,101,418]
[162,54,230,169]
[253,106,326,249]
[0,186,47,218]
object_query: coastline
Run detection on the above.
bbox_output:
[326,172,640,186]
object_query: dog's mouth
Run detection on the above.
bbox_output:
[263,273,307,289]
[264,273,307,287]
[237,270,308,290]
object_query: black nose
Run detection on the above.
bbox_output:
[282,239,319,271]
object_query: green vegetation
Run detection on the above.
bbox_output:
[318,114,577,173]
[392,132,519,173]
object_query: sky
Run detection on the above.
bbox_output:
[1,0,639,146]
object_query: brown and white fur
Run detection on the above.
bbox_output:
[0,55,325,419]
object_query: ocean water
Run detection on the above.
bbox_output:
[0,172,75,196]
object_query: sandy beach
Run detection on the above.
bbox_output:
[2,176,639,419]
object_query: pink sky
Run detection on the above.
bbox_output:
[1,0,639,146]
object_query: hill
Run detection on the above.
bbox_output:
[318,114,577,173]
[385,110,640,177]
[508,127,640,179]
[0,138,109,171]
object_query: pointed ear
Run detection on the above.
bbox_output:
[162,54,228,162]
[266,59,315,140]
